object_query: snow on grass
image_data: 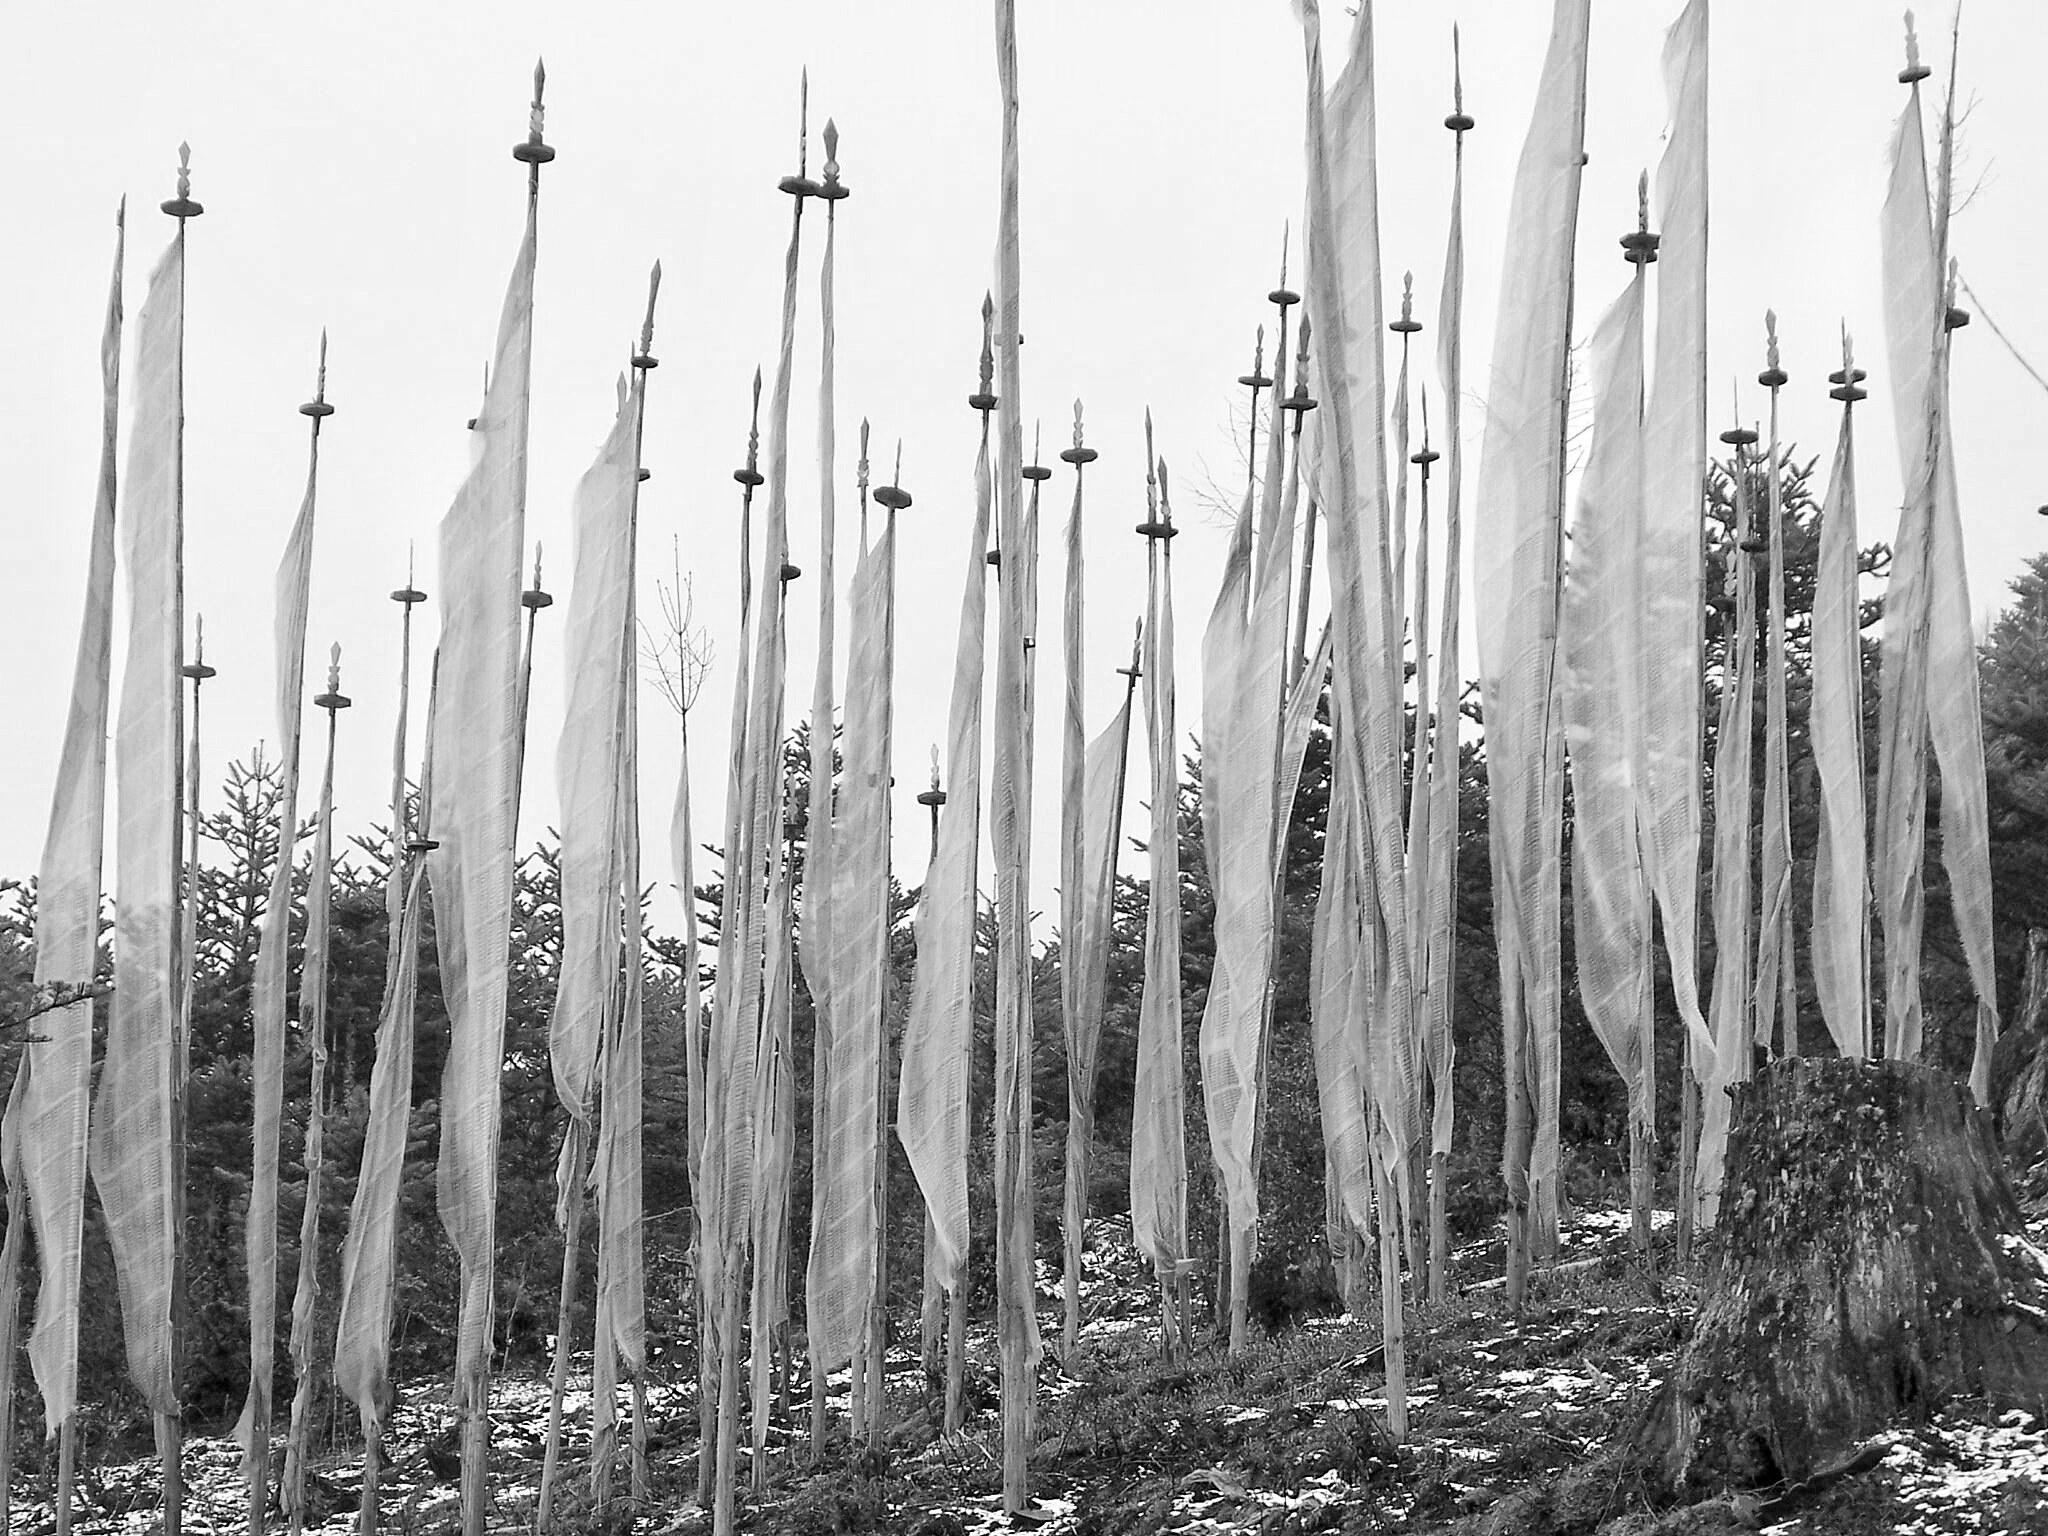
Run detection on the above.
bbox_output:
[1762,1410,2048,1536]
[1569,1207,1675,1236]
[1879,1411,2048,1536]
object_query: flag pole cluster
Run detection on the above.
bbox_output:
[1,5,2021,1529]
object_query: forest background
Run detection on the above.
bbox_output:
[6,452,2046,1464]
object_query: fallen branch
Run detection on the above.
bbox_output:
[1755,1439,1890,1520]
[1465,1255,1607,1293]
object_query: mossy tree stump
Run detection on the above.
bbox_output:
[1664,1057,2048,1492]
[1993,928,2048,1164]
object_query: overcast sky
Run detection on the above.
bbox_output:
[5,1,2045,939]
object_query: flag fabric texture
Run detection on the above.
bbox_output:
[1697,463,1760,1226]
[1299,0,1422,1238]
[90,232,186,1417]
[1129,524,1186,1283]
[282,690,342,1518]
[15,213,122,1435]
[1809,376,1869,1057]
[236,359,329,1482]
[1640,0,1713,1065]
[1562,281,1653,1129]
[1876,76,1999,1092]
[428,201,538,1413]
[1466,0,1590,1245]
[809,524,894,1368]
[899,432,993,1296]
[551,376,640,1168]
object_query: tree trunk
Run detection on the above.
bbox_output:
[1992,927,2048,1166]
[1663,1057,2048,1492]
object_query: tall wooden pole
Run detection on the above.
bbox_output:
[1620,183,1662,1260]
[862,452,908,1448]
[710,372,763,1502]
[915,746,948,1381]
[1429,44,1474,1298]
[158,143,203,1536]
[359,568,425,1536]
[284,648,348,1536]
[456,66,553,1536]
[1758,315,1798,1066]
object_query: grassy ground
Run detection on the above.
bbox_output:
[627,1203,2048,1536]
[20,1202,2048,1534]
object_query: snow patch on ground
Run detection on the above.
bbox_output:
[1763,1410,2048,1536]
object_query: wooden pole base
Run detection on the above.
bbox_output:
[356,1408,381,1536]
[943,1285,966,1437]
[55,1415,77,1536]
[155,1410,183,1536]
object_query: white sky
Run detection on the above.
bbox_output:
[5,1,2046,941]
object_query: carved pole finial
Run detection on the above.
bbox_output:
[299,330,337,424]
[1622,174,1660,265]
[513,60,556,175]
[779,73,820,196]
[738,367,764,487]
[638,263,662,363]
[1269,225,1301,311]
[871,435,911,514]
[1391,272,1423,334]
[315,641,352,711]
[858,418,872,496]
[183,613,216,684]
[1760,311,1788,389]
[1901,10,1933,82]
[523,542,554,611]
[1830,322,1869,403]
[1144,408,1158,521]
[1062,399,1097,467]
[971,295,998,413]
[161,142,203,220]
[1446,26,1476,134]
[1283,311,1318,419]
[819,117,849,200]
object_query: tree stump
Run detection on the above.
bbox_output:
[1993,928,2048,1165]
[1663,1057,2048,1492]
